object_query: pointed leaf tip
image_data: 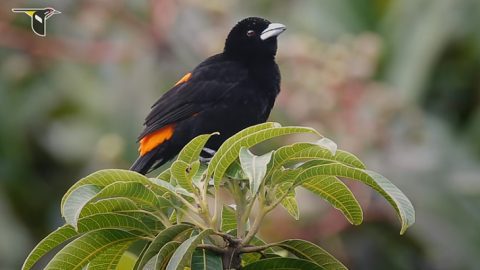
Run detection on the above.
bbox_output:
[239,148,273,195]
[62,184,101,228]
[316,137,337,155]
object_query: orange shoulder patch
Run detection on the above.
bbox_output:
[139,124,175,156]
[174,72,192,86]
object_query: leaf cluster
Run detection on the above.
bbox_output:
[23,122,415,270]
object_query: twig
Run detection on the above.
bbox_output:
[198,175,214,228]
[197,244,226,254]
[174,207,207,230]
[241,208,267,245]
[175,195,199,214]
[240,184,293,246]
[239,243,275,254]
[212,188,222,230]
[229,180,248,239]
[213,231,242,245]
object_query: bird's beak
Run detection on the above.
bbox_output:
[260,23,286,40]
[53,10,61,14]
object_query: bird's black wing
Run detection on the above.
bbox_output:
[138,55,248,140]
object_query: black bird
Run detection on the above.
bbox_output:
[131,17,286,174]
[12,7,60,36]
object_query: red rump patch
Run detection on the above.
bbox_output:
[139,124,175,156]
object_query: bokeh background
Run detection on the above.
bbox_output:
[1,0,479,269]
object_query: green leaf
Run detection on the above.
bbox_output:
[294,159,336,169]
[271,143,317,168]
[263,253,282,258]
[169,210,178,224]
[267,168,299,220]
[296,164,415,234]
[171,160,196,193]
[241,252,262,266]
[144,241,181,270]
[221,206,237,232]
[140,214,167,233]
[315,138,337,155]
[243,257,325,270]
[44,229,138,270]
[87,241,133,270]
[268,143,365,183]
[93,182,166,210]
[135,224,193,270]
[225,159,247,179]
[192,162,208,183]
[271,168,303,187]
[77,213,153,237]
[62,170,151,214]
[80,198,139,218]
[177,133,218,164]
[191,248,223,270]
[62,184,101,228]
[302,176,363,225]
[273,239,347,270]
[209,123,319,188]
[239,148,273,195]
[280,191,299,220]
[331,150,365,169]
[117,251,138,270]
[132,242,150,270]
[208,122,278,180]
[364,169,415,234]
[156,168,171,182]
[22,225,78,270]
[226,231,277,265]
[190,160,201,180]
[166,229,214,270]
[149,178,196,199]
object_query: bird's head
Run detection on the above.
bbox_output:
[43,7,61,19]
[224,17,286,61]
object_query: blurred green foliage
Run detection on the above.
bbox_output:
[0,0,479,269]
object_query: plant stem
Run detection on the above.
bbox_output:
[240,184,293,246]
[267,185,294,212]
[241,208,267,245]
[212,188,222,230]
[199,205,214,229]
[231,180,248,239]
[241,179,268,234]
[240,198,255,230]
[139,236,155,241]
[213,231,242,244]
[197,244,226,254]
[191,174,216,230]
[176,195,199,214]
[239,243,275,253]
[153,210,172,227]
[174,207,208,230]
[223,245,242,270]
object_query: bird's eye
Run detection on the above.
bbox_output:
[246,30,256,37]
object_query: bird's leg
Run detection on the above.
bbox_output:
[199,147,216,163]
[199,156,212,163]
[202,147,216,156]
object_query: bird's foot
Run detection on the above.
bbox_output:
[199,147,216,164]
[199,156,213,163]
[202,147,216,156]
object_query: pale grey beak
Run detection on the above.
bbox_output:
[53,10,61,14]
[260,23,286,40]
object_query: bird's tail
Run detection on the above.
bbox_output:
[130,148,164,175]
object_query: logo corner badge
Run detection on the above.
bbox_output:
[11,7,61,37]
